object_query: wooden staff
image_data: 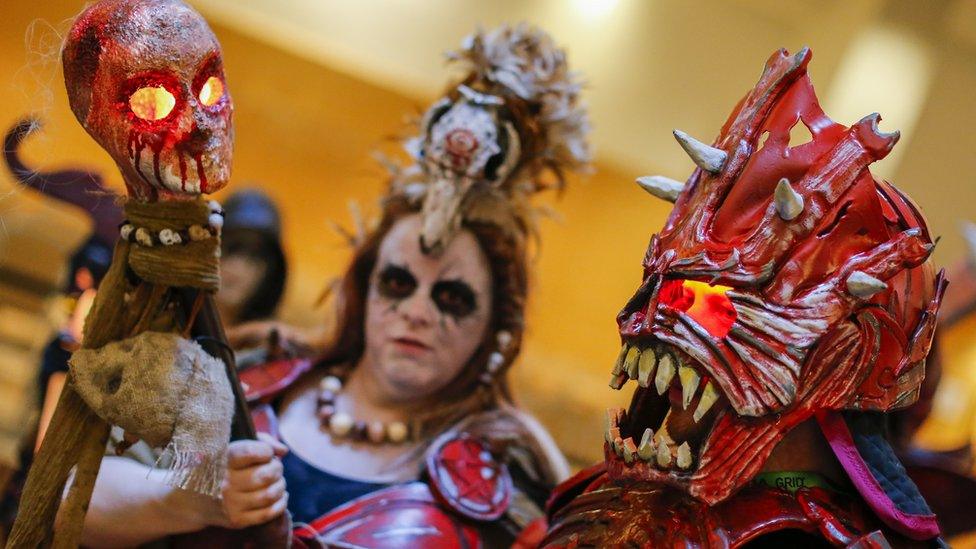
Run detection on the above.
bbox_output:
[8,240,290,548]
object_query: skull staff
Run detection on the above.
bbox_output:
[7,1,289,547]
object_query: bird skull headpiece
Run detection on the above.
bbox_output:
[393,23,591,254]
[606,48,945,539]
[62,0,233,202]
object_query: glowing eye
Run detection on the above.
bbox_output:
[199,76,224,107]
[128,86,176,121]
[659,279,736,338]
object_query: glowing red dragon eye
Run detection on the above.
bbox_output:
[659,279,736,338]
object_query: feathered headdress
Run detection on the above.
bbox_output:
[389,23,591,254]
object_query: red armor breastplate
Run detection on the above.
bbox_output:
[292,434,514,548]
[292,483,481,549]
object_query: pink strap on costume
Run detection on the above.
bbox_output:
[815,410,940,541]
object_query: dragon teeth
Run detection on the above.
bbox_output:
[656,438,672,467]
[637,348,657,388]
[637,428,654,460]
[605,408,622,442]
[693,381,720,423]
[676,442,692,469]
[622,438,637,464]
[613,437,624,456]
[624,346,641,378]
[605,407,624,441]
[612,344,628,375]
[678,365,700,410]
[609,372,627,390]
[655,352,676,395]
[657,423,674,444]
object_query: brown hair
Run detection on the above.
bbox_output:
[315,194,528,437]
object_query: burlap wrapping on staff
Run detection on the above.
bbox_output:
[70,197,231,497]
[71,332,233,497]
[124,198,220,291]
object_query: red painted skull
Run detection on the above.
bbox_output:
[607,48,946,504]
[62,0,233,202]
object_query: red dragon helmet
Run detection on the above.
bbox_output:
[606,48,946,539]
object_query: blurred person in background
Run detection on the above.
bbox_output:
[2,118,122,449]
[215,189,287,330]
[0,117,121,536]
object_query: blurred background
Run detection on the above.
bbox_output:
[1,0,975,503]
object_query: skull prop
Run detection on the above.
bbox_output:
[62,0,233,202]
[398,24,590,255]
[606,47,946,532]
[416,87,522,254]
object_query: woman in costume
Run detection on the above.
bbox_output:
[81,23,589,547]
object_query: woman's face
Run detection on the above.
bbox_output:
[362,214,493,405]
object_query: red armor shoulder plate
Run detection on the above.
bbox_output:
[426,433,513,521]
[240,357,312,404]
[294,482,482,549]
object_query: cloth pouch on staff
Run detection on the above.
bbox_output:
[69,331,233,497]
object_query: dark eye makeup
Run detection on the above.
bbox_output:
[376,263,479,320]
[431,279,478,319]
[377,264,417,300]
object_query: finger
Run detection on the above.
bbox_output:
[256,432,288,457]
[232,492,289,528]
[227,457,283,492]
[235,478,286,512]
[227,440,274,470]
